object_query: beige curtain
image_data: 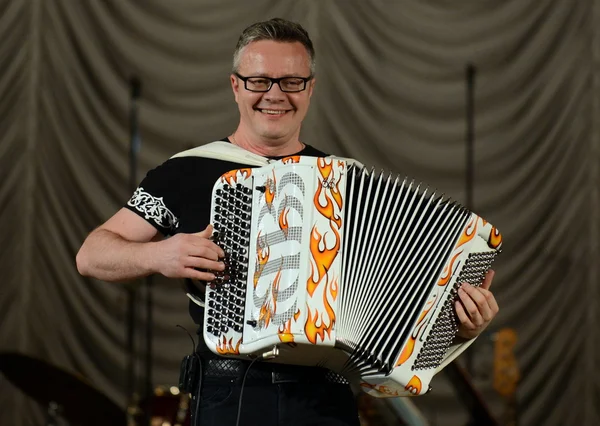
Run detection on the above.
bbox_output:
[1,0,599,425]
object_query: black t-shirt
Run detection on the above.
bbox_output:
[124,139,328,354]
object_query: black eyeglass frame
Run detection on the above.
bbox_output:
[234,73,313,93]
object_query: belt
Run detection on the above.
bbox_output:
[203,358,349,385]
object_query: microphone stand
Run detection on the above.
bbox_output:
[126,77,153,426]
[464,64,476,375]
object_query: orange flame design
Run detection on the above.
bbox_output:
[258,262,283,328]
[397,337,416,366]
[278,319,294,343]
[253,244,270,289]
[271,266,283,313]
[282,156,300,164]
[337,160,345,169]
[265,171,276,208]
[489,226,502,249]
[396,295,436,366]
[305,278,336,344]
[259,303,272,328]
[293,308,301,322]
[405,375,423,395]
[332,177,343,210]
[216,335,242,355]
[308,226,340,296]
[457,217,477,248]
[322,279,336,335]
[278,205,290,236]
[304,305,328,344]
[314,180,342,228]
[220,168,252,185]
[359,383,400,397]
[330,277,339,301]
[438,251,462,286]
[318,157,333,180]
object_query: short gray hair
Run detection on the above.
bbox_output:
[232,18,315,75]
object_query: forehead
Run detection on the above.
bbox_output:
[237,40,311,76]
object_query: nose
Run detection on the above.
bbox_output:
[263,82,287,102]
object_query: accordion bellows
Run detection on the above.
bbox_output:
[203,156,502,397]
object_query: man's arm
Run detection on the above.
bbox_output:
[76,208,225,283]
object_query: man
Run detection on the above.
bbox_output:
[77,18,499,426]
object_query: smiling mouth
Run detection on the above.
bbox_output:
[256,108,290,116]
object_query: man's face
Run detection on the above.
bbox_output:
[231,40,314,142]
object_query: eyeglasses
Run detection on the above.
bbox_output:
[234,73,313,93]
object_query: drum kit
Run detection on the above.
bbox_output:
[0,352,190,426]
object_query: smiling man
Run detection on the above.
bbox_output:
[76,18,498,426]
[230,39,314,154]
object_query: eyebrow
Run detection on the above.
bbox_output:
[244,74,306,78]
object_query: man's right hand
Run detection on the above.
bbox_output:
[77,208,226,283]
[155,225,226,281]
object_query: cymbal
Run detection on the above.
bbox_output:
[0,352,125,426]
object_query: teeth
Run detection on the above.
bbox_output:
[260,109,287,115]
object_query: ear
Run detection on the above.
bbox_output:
[231,74,240,103]
[307,78,316,98]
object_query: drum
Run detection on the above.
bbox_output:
[138,386,190,426]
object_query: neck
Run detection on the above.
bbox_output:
[229,129,304,157]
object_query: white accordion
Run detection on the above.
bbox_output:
[202,155,502,397]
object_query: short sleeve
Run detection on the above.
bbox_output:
[124,158,185,236]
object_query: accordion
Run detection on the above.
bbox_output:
[203,155,502,397]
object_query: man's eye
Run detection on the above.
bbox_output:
[249,79,270,86]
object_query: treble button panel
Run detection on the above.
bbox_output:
[206,178,254,338]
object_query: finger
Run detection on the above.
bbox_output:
[183,268,216,282]
[185,256,226,272]
[458,286,484,326]
[480,287,500,315]
[454,300,475,330]
[188,238,225,259]
[481,269,495,290]
[461,284,493,321]
[193,224,214,240]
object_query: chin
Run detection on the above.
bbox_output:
[257,126,292,141]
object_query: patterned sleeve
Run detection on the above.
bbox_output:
[124,158,184,236]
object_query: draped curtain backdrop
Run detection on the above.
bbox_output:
[1,0,599,425]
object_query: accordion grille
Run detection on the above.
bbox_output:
[411,251,497,371]
[336,166,471,376]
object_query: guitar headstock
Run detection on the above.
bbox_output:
[492,328,520,398]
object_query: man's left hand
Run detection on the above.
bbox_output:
[455,269,499,339]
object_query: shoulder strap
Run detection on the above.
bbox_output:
[170,141,366,169]
[170,141,270,167]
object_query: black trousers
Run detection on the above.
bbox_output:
[190,371,361,426]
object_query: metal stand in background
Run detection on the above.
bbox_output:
[464,63,476,376]
[126,77,154,426]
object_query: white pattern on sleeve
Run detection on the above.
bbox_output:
[127,187,180,231]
